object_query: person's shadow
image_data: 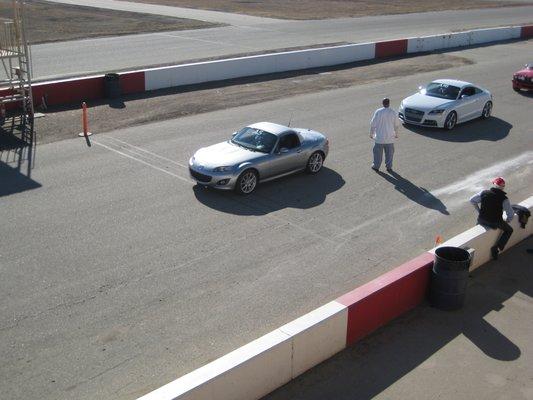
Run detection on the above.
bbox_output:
[377,170,449,215]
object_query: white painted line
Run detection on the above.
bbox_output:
[93,139,192,184]
[102,136,189,168]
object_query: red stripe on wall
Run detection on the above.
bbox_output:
[32,76,104,107]
[120,71,145,94]
[521,25,533,38]
[375,39,408,58]
[337,252,434,346]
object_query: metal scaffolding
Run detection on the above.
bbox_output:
[0,0,33,121]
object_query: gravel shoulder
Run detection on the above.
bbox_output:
[34,54,473,144]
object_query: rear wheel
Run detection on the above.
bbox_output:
[481,101,492,119]
[444,111,457,130]
[306,151,324,174]
[235,169,258,195]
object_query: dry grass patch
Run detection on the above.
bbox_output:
[0,0,221,44]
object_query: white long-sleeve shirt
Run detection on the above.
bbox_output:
[370,107,400,144]
[469,191,514,222]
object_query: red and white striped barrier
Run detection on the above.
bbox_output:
[138,196,532,400]
[10,24,530,110]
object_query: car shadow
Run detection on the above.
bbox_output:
[193,167,345,215]
[514,89,533,98]
[403,116,511,142]
[376,170,448,215]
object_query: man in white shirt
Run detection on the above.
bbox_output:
[370,98,400,173]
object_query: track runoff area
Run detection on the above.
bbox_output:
[1,40,533,400]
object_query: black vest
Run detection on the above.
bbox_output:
[479,188,507,223]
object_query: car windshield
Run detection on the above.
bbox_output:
[231,127,278,154]
[423,82,461,100]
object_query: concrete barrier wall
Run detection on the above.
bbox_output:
[469,26,522,45]
[20,24,531,108]
[144,43,375,91]
[139,195,531,400]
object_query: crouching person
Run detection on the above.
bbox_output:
[469,177,514,260]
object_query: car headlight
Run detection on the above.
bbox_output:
[428,109,445,115]
[213,166,233,172]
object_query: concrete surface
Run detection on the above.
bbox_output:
[263,236,533,400]
[1,41,532,400]
[43,0,281,25]
[31,6,533,79]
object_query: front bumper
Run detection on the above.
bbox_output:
[189,160,238,190]
[398,106,446,128]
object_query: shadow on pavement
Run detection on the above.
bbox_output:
[263,237,533,400]
[376,170,449,215]
[0,115,41,197]
[403,116,511,142]
[193,167,344,215]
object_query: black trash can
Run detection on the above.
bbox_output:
[429,246,472,311]
[104,73,121,99]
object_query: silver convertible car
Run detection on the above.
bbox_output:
[189,122,329,194]
[399,79,493,130]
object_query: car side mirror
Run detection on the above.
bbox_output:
[231,131,237,137]
[277,147,289,154]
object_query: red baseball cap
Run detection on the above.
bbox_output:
[492,177,506,189]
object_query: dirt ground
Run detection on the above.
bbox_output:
[0,0,220,45]
[31,53,472,144]
[125,0,533,20]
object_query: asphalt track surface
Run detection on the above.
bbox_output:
[1,41,533,400]
[32,4,533,79]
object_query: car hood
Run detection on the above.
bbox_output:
[402,93,455,111]
[191,140,266,169]
[515,68,533,77]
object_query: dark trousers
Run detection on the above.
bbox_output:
[478,218,513,250]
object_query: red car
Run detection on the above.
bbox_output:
[513,63,533,91]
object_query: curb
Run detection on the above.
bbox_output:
[138,196,533,400]
[4,24,531,109]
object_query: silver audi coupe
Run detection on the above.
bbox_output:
[399,79,493,130]
[189,122,329,194]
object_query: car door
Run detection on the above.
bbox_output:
[471,86,487,118]
[456,86,478,121]
[268,132,305,177]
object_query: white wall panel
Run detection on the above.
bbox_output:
[145,43,375,91]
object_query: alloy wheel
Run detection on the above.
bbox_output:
[308,153,323,173]
[240,171,257,194]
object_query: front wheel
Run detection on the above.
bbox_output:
[235,169,258,195]
[481,101,492,119]
[306,151,324,174]
[444,111,457,130]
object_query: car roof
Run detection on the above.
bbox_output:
[431,79,473,88]
[247,122,292,136]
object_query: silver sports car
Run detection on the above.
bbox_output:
[189,122,329,194]
[399,79,493,130]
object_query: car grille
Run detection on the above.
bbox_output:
[189,167,212,183]
[404,107,424,123]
